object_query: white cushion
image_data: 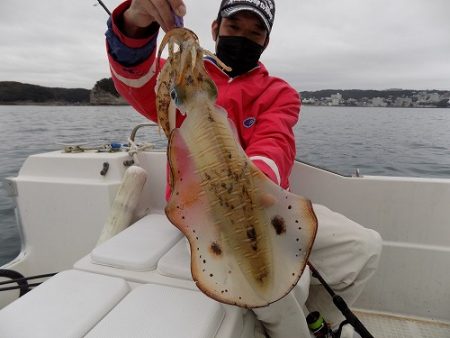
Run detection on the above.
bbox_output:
[86,283,225,338]
[91,213,183,271]
[0,270,129,338]
[157,238,193,280]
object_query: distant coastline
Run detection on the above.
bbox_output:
[301,89,450,108]
[1,80,449,108]
[0,101,92,106]
[0,79,126,106]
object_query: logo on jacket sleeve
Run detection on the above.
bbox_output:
[243,117,256,128]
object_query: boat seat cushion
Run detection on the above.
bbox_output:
[91,213,183,271]
[157,237,193,280]
[86,283,225,338]
[0,270,129,338]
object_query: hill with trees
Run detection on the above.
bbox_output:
[0,81,90,105]
[0,78,125,105]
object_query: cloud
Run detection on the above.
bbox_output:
[0,0,449,90]
[265,0,450,90]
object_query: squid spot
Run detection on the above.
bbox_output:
[210,242,222,255]
[288,205,292,210]
[271,215,286,235]
[210,273,214,277]
[256,272,268,284]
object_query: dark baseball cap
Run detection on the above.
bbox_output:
[219,0,276,33]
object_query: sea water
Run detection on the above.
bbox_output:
[1,105,449,266]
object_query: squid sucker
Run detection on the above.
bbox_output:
[156,28,318,308]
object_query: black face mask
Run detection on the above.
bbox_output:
[215,36,265,77]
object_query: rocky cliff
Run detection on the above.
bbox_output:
[89,85,128,105]
[89,78,128,105]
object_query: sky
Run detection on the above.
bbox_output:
[0,0,449,91]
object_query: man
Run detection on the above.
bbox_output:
[106,1,382,337]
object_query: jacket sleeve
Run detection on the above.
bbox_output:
[246,81,301,189]
[105,0,160,122]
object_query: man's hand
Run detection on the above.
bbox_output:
[123,0,186,36]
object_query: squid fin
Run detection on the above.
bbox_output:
[165,128,317,308]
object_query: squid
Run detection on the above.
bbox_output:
[155,28,318,308]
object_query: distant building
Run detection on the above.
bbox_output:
[330,93,343,106]
[415,91,441,106]
[302,97,316,105]
[345,98,358,106]
[394,97,412,107]
[416,91,428,103]
[427,93,441,103]
[371,97,387,107]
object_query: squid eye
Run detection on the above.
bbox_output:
[170,86,184,106]
[170,88,177,101]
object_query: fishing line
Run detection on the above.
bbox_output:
[96,0,111,16]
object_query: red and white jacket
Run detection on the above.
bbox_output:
[107,1,301,190]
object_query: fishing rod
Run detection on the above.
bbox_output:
[308,263,374,338]
[95,0,111,16]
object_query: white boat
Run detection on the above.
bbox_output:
[0,123,449,337]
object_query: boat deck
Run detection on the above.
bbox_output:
[355,311,450,338]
